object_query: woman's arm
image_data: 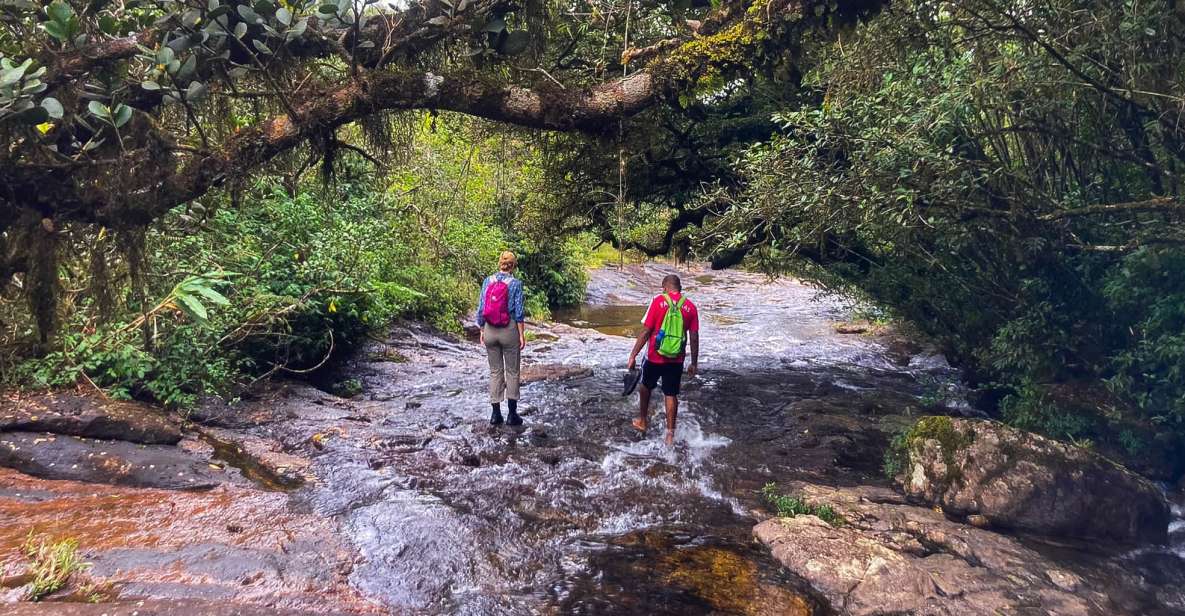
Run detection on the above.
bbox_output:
[512,279,526,349]
[476,276,489,327]
[510,279,526,324]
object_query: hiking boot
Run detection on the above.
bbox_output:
[506,409,523,426]
[490,405,504,425]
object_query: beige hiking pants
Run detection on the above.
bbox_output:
[484,324,521,403]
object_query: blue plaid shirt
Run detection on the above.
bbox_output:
[476,272,525,326]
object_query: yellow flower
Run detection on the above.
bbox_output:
[328,300,337,313]
[35,122,54,134]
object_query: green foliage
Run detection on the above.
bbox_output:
[513,236,591,319]
[1103,248,1185,428]
[21,532,90,602]
[1000,384,1096,443]
[5,112,591,407]
[882,428,910,479]
[883,416,975,482]
[760,483,844,526]
[695,0,1185,472]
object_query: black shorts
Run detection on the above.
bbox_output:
[641,360,684,397]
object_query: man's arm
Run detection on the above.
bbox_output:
[627,327,652,370]
[687,331,699,376]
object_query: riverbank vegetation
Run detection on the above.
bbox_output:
[2,116,593,407]
[691,1,1185,476]
[0,0,1181,476]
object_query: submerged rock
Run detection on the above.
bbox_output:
[0,392,181,445]
[520,363,594,383]
[898,416,1169,544]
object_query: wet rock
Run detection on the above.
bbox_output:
[4,599,365,615]
[0,432,223,489]
[966,513,991,528]
[0,393,181,445]
[754,483,1105,616]
[520,363,594,383]
[833,321,870,335]
[900,417,1170,543]
[201,428,308,491]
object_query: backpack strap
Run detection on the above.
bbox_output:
[663,293,685,310]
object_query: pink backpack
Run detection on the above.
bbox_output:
[482,277,511,327]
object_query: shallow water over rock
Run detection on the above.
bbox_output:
[248,264,967,614]
[5,263,1182,614]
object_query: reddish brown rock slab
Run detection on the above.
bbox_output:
[0,392,181,445]
[0,468,379,614]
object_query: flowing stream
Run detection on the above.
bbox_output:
[299,264,967,614]
[3,263,1182,614]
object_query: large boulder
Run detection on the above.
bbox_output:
[897,416,1170,544]
[0,392,181,445]
[753,483,1183,616]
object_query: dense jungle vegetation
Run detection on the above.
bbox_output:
[0,0,1182,475]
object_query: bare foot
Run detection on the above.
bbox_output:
[664,430,675,446]
[631,418,648,433]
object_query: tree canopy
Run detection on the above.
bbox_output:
[3,0,1184,474]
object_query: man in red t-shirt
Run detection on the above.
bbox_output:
[626,274,700,446]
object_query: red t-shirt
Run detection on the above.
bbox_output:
[642,292,699,364]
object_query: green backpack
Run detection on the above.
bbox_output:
[655,293,688,358]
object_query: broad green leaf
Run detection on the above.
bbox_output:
[276,7,291,25]
[233,21,248,38]
[195,286,230,305]
[252,39,272,55]
[0,59,31,87]
[141,80,161,91]
[285,18,307,40]
[175,293,209,321]
[39,97,63,119]
[186,81,208,101]
[156,46,175,65]
[236,5,260,23]
[112,104,132,128]
[98,14,118,34]
[87,100,109,119]
[42,21,68,41]
[47,0,72,25]
[177,55,197,80]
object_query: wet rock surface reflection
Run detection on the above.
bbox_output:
[11,263,1179,614]
[253,263,957,614]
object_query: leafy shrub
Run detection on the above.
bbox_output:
[760,483,844,526]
